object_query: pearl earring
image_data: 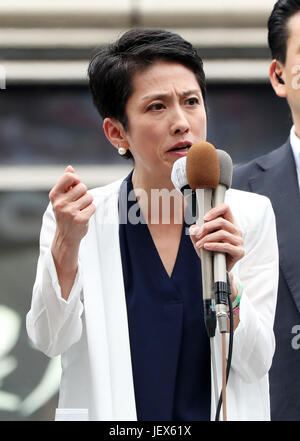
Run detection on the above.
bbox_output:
[118,146,127,156]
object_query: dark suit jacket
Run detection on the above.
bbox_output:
[232,138,300,421]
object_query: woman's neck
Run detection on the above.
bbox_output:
[132,167,174,193]
[131,168,185,226]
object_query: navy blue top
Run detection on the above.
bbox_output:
[119,172,211,421]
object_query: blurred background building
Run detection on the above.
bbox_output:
[0,0,291,420]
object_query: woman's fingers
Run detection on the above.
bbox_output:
[195,229,243,248]
[74,192,94,211]
[80,202,96,221]
[189,203,245,271]
[49,166,95,245]
[200,241,244,258]
[50,166,90,207]
[49,171,81,201]
[65,165,75,174]
[204,203,235,223]
[191,218,240,240]
[65,182,88,203]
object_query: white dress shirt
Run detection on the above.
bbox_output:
[290,125,300,190]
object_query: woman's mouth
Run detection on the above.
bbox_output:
[167,142,192,155]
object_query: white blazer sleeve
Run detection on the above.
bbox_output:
[26,203,84,358]
[228,194,279,383]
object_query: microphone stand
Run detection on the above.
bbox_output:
[195,188,217,338]
[195,185,233,422]
[213,183,230,421]
[195,188,219,409]
[215,274,233,422]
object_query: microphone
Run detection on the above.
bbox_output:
[171,156,196,223]
[212,149,233,333]
[185,141,220,338]
[171,156,188,193]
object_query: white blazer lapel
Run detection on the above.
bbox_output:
[81,182,137,420]
[80,211,114,420]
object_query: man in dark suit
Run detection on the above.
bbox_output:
[232,0,300,421]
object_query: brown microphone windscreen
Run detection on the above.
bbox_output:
[186,141,220,190]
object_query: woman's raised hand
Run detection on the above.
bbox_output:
[49,165,96,247]
[49,165,96,300]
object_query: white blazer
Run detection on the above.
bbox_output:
[26,178,279,421]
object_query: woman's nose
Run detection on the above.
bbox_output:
[170,107,190,135]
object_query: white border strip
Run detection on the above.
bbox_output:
[2,59,270,84]
[3,61,88,84]
[0,165,132,191]
[204,59,270,82]
[0,28,268,48]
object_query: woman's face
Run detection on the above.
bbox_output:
[124,61,207,186]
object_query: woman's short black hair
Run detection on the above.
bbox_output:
[88,29,207,160]
[268,0,300,64]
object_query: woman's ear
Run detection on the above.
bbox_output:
[269,59,287,98]
[103,118,128,151]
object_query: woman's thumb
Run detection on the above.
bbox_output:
[65,165,75,173]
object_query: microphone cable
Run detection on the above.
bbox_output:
[215,272,234,421]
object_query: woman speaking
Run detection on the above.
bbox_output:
[27,29,278,421]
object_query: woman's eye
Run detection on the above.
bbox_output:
[147,102,164,111]
[186,97,200,106]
